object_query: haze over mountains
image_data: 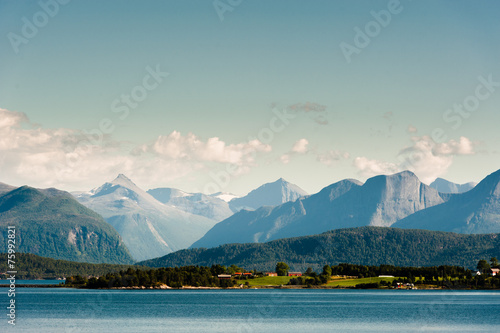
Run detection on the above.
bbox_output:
[1,169,498,267]
[73,174,218,261]
[429,178,477,194]
[73,175,309,261]
[394,169,500,234]
[146,178,309,222]
[192,171,452,248]
[227,178,308,212]
[146,187,234,222]
[0,182,16,195]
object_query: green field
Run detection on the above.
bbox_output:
[243,276,396,287]
[327,277,396,287]
[245,276,294,286]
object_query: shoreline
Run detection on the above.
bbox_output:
[3,284,498,290]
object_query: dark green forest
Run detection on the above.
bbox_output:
[288,262,500,289]
[0,253,147,279]
[139,227,500,271]
[65,265,238,289]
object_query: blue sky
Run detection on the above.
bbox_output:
[0,0,499,195]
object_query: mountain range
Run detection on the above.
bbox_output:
[73,175,308,261]
[191,171,454,248]
[0,185,133,264]
[1,169,498,267]
[394,169,500,233]
[146,178,308,220]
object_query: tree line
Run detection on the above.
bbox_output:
[65,265,241,288]
[0,253,145,279]
[65,258,500,289]
[285,258,500,289]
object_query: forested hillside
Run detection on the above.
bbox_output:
[0,253,148,279]
[140,227,500,271]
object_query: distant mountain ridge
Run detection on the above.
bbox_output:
[141,227,500,271]
[0,182,16,195]
[394,169,500,233]
[147,187,234,221]
[191,171,449,248]
[228,178,308,212]
[0,185,133,264]
[430,178,476,193]
[147,178,308,222]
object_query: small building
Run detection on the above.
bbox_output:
[288,272,302,277]
[491,268,499,276]
[217,274,232,279]
[265,272,277,277]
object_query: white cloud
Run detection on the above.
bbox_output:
[0,108,273,191]
[280,138,312,164]
[291,139,309,154]
[0,109,28,129]
[146,131,271,165]
[353,157,399,177]
[432,136,475,156]
[354,135,478,183]
[280,154,290,164]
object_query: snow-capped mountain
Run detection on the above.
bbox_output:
[147,187,234,222]
[73,174,218,261]
[210,192,239,203]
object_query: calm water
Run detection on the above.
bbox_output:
[0,280,63,285]
[2,288,499,332]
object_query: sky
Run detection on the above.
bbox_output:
[0,0,499,196]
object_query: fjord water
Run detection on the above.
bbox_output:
[0,280,62,285]
[9,289,499,332]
